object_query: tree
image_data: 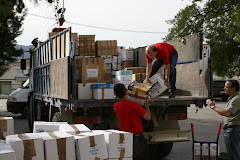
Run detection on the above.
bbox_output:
[0,0,26,76]
[165,0,240,77]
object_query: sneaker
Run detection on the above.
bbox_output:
[169,92,175,98]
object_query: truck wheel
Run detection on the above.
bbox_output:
[52,112,61,122]
[148,143,173,159]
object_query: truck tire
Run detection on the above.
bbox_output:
[52,112,61,122]
[148,143,173,159]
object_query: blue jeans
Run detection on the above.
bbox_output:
[150,49,178,93]
[224,127,240,160]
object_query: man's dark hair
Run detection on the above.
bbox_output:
[114,83,126,98]
[152,45,157,52]
[228,80,239,91]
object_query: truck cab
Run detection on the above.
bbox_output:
[6,79,29,118]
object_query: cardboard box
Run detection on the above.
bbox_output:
[132,73,146,83]
[6,133,44,160]
[59,124,91,135]
[74,132,108,160]
[104,73,113,83]
[77,83,103,99]
[122,61,134,69]
[122,50,134,61]
[93,130,133,159]
[33,121,68,133]
[0,117,14,139]
[0,143,16,160]
[104,63,112,73]
[127,82,151,105]
[117,46,125,56]
[115,70,133,85]
[144,73,167,98]
[78,35,95,56]
[76,57,104,83]
[91,84,114,99]
[194,143,220,160]
[37,131,76,160]
[125,67,146,74]
[96,40,118,56]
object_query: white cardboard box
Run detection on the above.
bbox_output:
[91,84,114,99]
[74,132,108,160]
[6,133,44,160]
[144,73,167,98]
[77,83,95,99]
[37,131,76,160]
[0,117,14,139]
[59,124,91,135]
[122,50,134,61]
[0,142,16,160]
[115,70,133,85]
[33,121,68,133]
[92,130,133,159]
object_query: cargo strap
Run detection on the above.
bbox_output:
[89,136,96,147]
[70,124,80,134]
[0,118,7,139]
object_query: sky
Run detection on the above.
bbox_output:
[16,0,193,48]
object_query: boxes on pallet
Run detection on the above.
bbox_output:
[96,40,118,56]
[101,55,113,64]
[115,70,133,85]
[124,67,146,74]
[33,121,68,133]
[127,82,151,105]
[37,131,76,160]
[76,57,104,83]
[91,84,114,99]
[0,117,14,139]
[6,133,44,160]
[92,130,133,159]
[0,143,16,160]
[122,50,134,61]
[78,35,95,56]
[194,143,220,160]
[59,124,91,135]
[144,73,167,98]
[74,132,108,160]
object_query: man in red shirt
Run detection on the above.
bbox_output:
[144,42,178,98]
[113,83,151,160]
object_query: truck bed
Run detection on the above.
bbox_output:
[74,96,207,108]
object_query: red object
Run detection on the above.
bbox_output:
[191,123,194,134]
[52,28,67,32]
[146,42,174,65]
[74,116,100,124]
[165,113,187,120]
[114,100,146,134]
[218,123,222,134]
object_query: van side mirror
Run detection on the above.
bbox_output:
[21,59,26,70]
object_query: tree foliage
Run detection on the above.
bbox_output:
[165,0,240,77]
[0,0,26,76]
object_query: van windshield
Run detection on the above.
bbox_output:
[23,79,29,88]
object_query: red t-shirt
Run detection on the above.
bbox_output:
[146,42,174,65]
[114,99,147,134]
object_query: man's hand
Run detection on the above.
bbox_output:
[143,78,149,83]
[144,95,150,106]
[164,80,169,89]
[206,99,215,108]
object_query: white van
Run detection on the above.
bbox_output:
[6,79,29,118]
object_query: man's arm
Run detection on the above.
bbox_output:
[164,64,170,88]
[144,63,152,83]
[142,95,151,120]
[206,99,231,117]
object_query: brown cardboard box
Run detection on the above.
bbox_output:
[79,35,95,56]
[125,67,146,74]
[104,73,113,83]
[96,40,118,56]
[132,73,146,83]
[196,155,216,160]
[122,61,134,69]
[76,57,104,83]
